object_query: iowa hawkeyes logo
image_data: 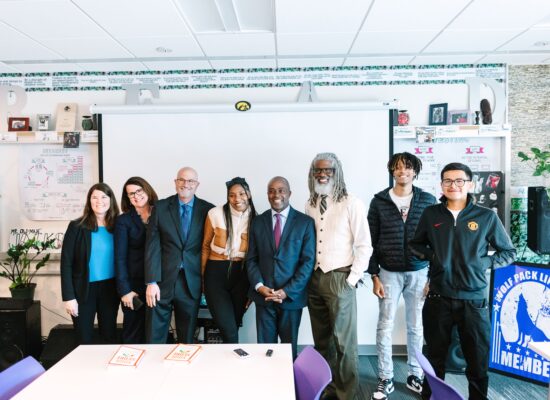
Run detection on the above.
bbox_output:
[235,101,251,112]
[467,221,479,231]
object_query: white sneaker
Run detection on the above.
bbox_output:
[371,378,394,400]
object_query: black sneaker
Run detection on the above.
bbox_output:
[406,375,423,394]
[371,378,394,400]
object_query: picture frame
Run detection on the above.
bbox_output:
[428,103,448,125]
[448,109,470,125]
[63,131,80,148]
[7,117,30,131]
[36,114,51,131]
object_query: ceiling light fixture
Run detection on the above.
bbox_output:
[156,47,173,53]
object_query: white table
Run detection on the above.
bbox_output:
[13,344,295,400]
[528,341,550,400]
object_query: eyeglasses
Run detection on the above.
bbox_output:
[127,188,144,199]
[313,168,335,175]
[175,178,198,186]
[441,179,471,187]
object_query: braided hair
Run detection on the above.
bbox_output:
[307,152,348,206]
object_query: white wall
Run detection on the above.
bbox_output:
[0,81,497,347]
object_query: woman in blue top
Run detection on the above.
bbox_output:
[61,183,120,344]
[114,177,158,343]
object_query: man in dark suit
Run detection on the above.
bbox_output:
[145,167,214,343]
[247,176,316,358]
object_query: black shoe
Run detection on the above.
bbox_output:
[371,378,394,400]
[406,375,423,394]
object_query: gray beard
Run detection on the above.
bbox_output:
[314,181,334,196]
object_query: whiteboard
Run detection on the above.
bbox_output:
[100,109,392,346]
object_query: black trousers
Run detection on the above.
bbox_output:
[146,269,200,344]
[72,278,119,345]
[121,286,146,344]
[422,294,491,400]
[255,304,302,359]
[204,260,249,343]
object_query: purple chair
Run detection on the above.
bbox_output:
[0,356,45,399]
[415,350,465,400]
[293,346,332,400]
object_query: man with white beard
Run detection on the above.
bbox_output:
[305,152,373,400]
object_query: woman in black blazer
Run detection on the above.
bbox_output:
[61,182,120,345]
[114,177,158,343]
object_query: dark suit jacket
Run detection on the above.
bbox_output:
[114,209,146,297]
[247,207,316,310]
[60,219,93,302]
[145,195,214,300]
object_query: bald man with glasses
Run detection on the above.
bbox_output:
[145,167,214,344]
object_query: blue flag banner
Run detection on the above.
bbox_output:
[489,262,550,384]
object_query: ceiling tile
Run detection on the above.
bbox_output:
[40,37,134,59]
[0,23,63,61]
[77,62,148,72]
[276,0,373,33]
[177,0,225,32]
[197,32,275,56]
[210,58,276,69]
[498,27,550,51]
[118,36,204,58]
[479,53,550,64]
[73,0,191,38]
[0,1,109,39]
[143,60,212,70]
[425,30,521,52]
[278,57,343,67]
[411,54,486,65]
[351,31,437,54]
[447,0,550,30]
[363,0,471,31]
[234,0,274,31]
[277,33,355,56]
[344,56,414,66]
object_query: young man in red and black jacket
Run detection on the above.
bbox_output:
[409,162,516,400]
[367,152,436,400]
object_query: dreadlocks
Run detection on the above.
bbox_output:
[387,152,422,178]
[308,152,348,206]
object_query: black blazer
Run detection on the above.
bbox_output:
[145,195,214,300]
[60,219,93,302]
[246,207,316,310]
[114,209,147,297]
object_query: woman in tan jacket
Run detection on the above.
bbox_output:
[201,177,257,343]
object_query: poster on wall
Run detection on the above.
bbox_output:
[394,135,502,200]
[471,171,505,224]
[489,262,550,385]
[19,146,93,220]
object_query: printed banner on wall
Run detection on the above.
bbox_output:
[0,64,506,92]
[19,146,93,220]
[489,262,550,384]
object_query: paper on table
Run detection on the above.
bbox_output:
[164,344,202,363]
[108,345,145,369]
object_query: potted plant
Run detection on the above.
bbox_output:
[518,144,550,198]
[0,238,56,300]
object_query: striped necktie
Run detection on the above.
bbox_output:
[320,195,328,215]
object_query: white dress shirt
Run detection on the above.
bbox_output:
[305,194,372,286]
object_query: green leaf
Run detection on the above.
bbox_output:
[532,147,541,155]
[518,151,529,161]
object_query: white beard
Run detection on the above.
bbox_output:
[314,180,334,196]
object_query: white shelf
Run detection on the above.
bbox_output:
[393,124,510,139]
[0,130,98,144]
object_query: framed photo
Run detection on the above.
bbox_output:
[449,109,470,125]
[489,261,550,386]
[36,114,51,131]
[63,131,80,148]
[7,117,30,131]
[428,103,448,125]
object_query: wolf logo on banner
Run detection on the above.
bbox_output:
[490,263,550,384]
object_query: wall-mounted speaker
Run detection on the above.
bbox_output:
[527,187,550,254]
